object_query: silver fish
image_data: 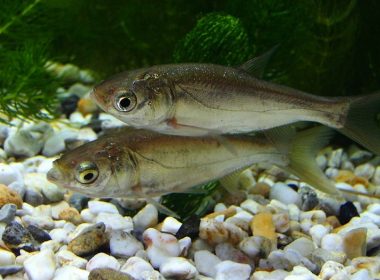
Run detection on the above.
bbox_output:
[91,61,380,155]
[47,126,339,198]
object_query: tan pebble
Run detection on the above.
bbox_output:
[0,184,22,208]
[89,268,132,280]
[78,97,98,115]
[335,170,369,187]
[205,206,237,219]
[250,212,277,245]
[250,182,270,197]
[199,218,248,245]
[67,223,108,256]
[290,231,311,240]
[59,207,82,225]
[343,228,367,259]
[326,216,341,229]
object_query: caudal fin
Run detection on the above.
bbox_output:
[339,92,380,155]
[267,125,340,195]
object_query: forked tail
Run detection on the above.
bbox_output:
[339,92,380,155]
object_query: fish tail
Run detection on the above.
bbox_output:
[338,91,380,155]
[266,125,339,195]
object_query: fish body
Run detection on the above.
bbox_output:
[47,126,338,198]
[91,63,380,155]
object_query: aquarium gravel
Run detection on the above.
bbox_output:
[0,76,378,280]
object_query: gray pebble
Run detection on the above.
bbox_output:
[69,193,90,212]
[27,225,51,243]
[24,189,44,206]
[0,204,16,224]
[299,187,319,211]
[2,221,38,252]
[41,183,65,203]
[0,265,23,276]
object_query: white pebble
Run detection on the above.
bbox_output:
[143,228,180,268]
[86,252,120,271]
[88,201,119,214]
[56,250,88,269]
[214,260,251,280]
[240,199,265,215]
[49,228,70,244]
[80,208,96,223]
[0,163,23,186]
[53,265,89,280]
[367,203,380,215]
[22,215,55,230]
[51,201,70,220]
[321,234,344,253]
[95,212,133,232]
[178,237,192,256]
[354,163,375,179]
[161,217,182,235]
[0,249,15,265]
[40,240,61,252]
[133,204,158,231]
[270,182,301,206]
[214,203,227,212]
[24,250,56,280]
[351,269,372,280]
[160,257,197,279]
[110,230,143,258]
[309,224,330,246]
[239,236,264,258]
[120,256,155,280]
[251,270,289,280]
[194,250,221,278]
[319,261,349,279]
[284,237,315,258]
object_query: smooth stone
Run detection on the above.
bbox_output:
[26,225,51,243]
[250,182,271,198]
[24,249,56,280]
[69,193,90,212]
[321,234,344,253]
[42,129,78,157]
[22,215,55,230]
[7,181,25,198]
[240,199,265,215]
[120,256,155,279]
[269,182,301,206]
[0,185,22,209]
[268,249,317,272]
[298,186,319,211]
[199,218,248,245]
[327,148,343,168]
[0,265,23,276]
[0,249,15,265]
[86,252,120,271]
[250,270,289,280]
[41,182,65,203]
[0,204,16,224]
[2,221,37,252]
[95,212,133,232]
[88,268,131,280]
[273,213,290,233]
[194,250,221,278]
[59,207,82,225]
[284,237,315,258]
[250,212,276,244]
[311,248,346,268]
[161,217,182,235]
[178,236,192,256]
[318,261,349,279]
[367,203,380,215]
[110,230,143,258]
[214,260,251,280]
[354,163,375,179]
[56,250,88,268]
[239,236,268,259]
[54,265,89,280]
[342,227,367,259]
[351,269,372,280]
[23,189,44,207]
[338,201,359,225]
[67,223,108,256]
[51,201,70,220]
[215,243,251,264]
[80,209,96,223]
[143,228,180,268]
[40,240,61,252]
[160,257,197,279]
[49,228,70,243]
[309,224,330,246]
[88,201,120,215]
[133,204,158,231]
[0,164,23,187]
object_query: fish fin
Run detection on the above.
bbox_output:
[267,125,340,195]
[219,169,244,194]
[338,91,380,155]
[146,197,180,219]
[239,45,279,78]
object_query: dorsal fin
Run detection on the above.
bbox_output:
[239,45,279,78]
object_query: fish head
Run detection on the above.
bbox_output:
[47,136,140,198]
[92,67,174,129]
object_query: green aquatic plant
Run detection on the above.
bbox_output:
[173,13,253,65]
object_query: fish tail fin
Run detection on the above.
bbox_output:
[266,125,340,195]
[338,91,380,155]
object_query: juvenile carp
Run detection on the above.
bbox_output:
[91,62,380,155]
[47,126,339,198]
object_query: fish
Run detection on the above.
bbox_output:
[91,60,380,155]
[46,125,339,199]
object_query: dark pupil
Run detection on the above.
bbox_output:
[84,172,94,181]
[119,96,131,109]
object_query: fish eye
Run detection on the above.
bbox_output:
[75,161,99,184]
[114,91,137,112]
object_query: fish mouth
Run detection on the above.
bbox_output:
[46,167,63,184]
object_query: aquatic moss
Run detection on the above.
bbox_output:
[173,13,253,65]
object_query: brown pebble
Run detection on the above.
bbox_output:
[0,184,22,208]
[77,97,98,115]
[58,207,82,225]
[250,182,270,197]
[89,268,132,280]
[326,216,341,229]
[67,223,108,256]
[205,206,237,219]
[335,170,369,187]
[343,228,367,259]
[250,212,277,245]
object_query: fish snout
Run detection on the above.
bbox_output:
[47,167,63,184]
